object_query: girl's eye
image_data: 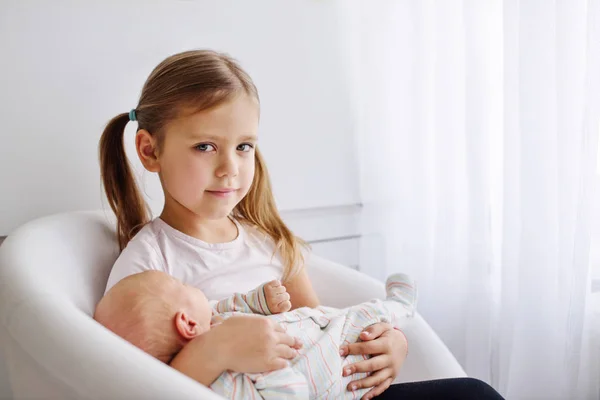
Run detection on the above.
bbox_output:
[237,143,254,152]
[195,143,216,152]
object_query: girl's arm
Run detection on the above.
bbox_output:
[170,315,302,386]
[284,267,320,309]
[169,329,225,386]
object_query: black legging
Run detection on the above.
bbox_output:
[374,378,505,399]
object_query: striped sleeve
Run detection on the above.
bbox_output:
[211,284,272,315]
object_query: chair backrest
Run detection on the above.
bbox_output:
[0,211,120,321]
[0,211,223,400]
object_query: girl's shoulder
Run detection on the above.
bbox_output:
[121,219,165,258]
[104,219,166,293]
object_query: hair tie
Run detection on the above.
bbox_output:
[128,109,137,122]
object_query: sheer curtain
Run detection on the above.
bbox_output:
[335,0,600,398]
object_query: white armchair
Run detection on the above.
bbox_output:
[0,211,465,400]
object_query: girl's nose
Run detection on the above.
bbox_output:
[215,152,239,178]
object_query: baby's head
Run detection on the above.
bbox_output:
[94,271,212,363]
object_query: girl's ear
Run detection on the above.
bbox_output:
[174,311,199,340]
[135,130,161,172]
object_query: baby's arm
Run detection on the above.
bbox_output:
[211,283,272,315]
[212,280,292,316]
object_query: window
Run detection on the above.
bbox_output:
[590,121,600,292]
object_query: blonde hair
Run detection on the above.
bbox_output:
[99,50,305,281]
[93,271,184,362]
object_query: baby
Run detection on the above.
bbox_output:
[94,271,416,399]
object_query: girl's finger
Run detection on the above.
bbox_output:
[347,368,391,392]
[361,377,394,400]
[275,344,298,360]
[342,354,390,376]
[343,337,388,356]
[292,337,303,349]
[359,322,392,341]
[267,357,288,371]
[272,322,287,333]
[275,331,301,348]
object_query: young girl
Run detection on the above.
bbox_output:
[98,49,503,400]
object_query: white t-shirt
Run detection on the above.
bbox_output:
[105,218,285,301]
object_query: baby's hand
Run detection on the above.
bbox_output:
[265,280,291,314]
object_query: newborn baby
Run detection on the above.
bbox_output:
[94,271,416,399]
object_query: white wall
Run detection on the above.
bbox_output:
[0,0,361,236]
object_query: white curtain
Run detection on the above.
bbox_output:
[336,0,600,398]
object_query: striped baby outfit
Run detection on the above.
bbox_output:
[209,273,417,400]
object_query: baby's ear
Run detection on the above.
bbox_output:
[174,311,199,340]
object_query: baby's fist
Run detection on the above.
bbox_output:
[265,280,291,314]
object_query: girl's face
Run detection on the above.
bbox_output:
[155,94,259,221]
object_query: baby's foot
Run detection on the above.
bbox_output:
[385,273,417,316]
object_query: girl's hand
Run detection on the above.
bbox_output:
[171,314,302,386]
[216,314,301,372]
[339,322,407,400]
[264,280,292,314]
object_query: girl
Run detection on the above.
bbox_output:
[98,49,503,400]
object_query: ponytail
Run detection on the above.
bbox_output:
[99,113,150,250]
